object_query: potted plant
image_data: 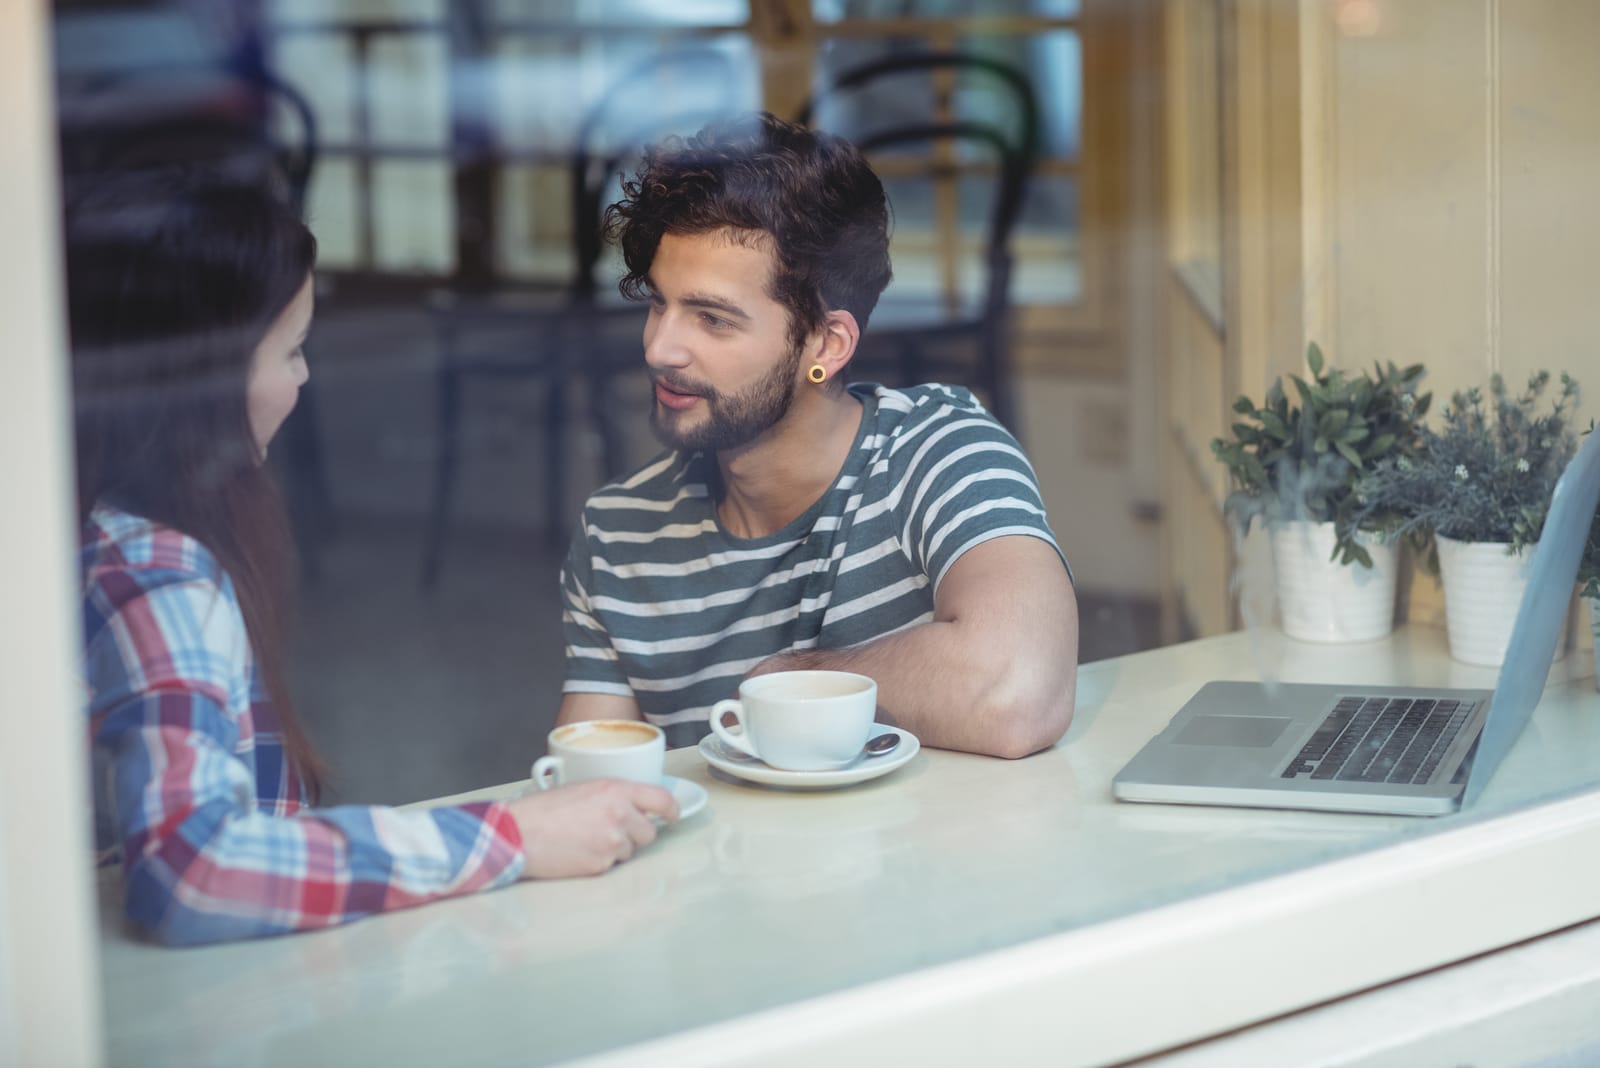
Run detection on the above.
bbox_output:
[1357,371,1581,667]
[1212,343,1430,642]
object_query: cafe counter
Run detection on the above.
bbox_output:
[98,624,1600,1066]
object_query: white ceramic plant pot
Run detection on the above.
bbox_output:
[1435,535,1536,668]
[1270,521,1398,643]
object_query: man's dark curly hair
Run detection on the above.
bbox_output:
[604,111,893,351]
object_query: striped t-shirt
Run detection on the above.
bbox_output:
[561,382,1069,748]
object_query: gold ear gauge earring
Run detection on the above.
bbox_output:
[808,364,828,384]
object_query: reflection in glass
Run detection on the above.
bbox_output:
[813,0,1080,21]
[492,0,746,23]
[813,34,1068,159]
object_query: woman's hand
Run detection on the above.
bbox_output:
[504,780,679,879]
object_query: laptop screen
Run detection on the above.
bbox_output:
[1464,428,1600,805]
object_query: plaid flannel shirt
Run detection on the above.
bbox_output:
[82,505,525,945]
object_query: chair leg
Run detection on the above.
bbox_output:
[421,363,462,589]
[898,338,919,391]
[545,372,566,549]
[277,376,334,584]
[981,320,1017,437]
[589,370,628,485]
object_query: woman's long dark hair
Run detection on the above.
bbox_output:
[68,173,325,800]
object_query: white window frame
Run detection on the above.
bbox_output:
[0,2,104,1065]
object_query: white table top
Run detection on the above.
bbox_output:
[97,624,1600,1067]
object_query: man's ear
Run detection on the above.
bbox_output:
[809,309,861,382]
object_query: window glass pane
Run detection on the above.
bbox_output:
[305,157,361,268]
[497,163,573,278]
[368,34,449,147]
[995,173,1081,304]
[44,2,1600,1066]
[53,7,216,74]
[370,159,452,272]
[812,33,1078,163]
[813,0,1079,21]
[491,0,746,23]
[494,34,757,154]
[272,33,356,145]
[875,173,1079,307]
[963,30,1080,158]
[269,0,442,21]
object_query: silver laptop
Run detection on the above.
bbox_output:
[1114,427,1600,817]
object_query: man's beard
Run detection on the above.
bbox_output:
[650,340,804,453]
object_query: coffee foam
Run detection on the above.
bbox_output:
[558,721,659,749]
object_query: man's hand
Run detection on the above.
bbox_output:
[505,780,679,879]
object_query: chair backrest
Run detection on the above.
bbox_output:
[569,47,748,300]
[796,50,1039,317]
[59,63,318,216]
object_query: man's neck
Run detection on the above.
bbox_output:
[713,387,865,540]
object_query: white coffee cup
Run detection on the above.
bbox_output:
[708,670,877,772]
[531,719,665,790]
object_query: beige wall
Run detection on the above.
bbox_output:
[1162,0,1600,640]
[1313,0,1600,416]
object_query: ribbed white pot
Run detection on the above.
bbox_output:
[1270,521,1398,643]
[1435,535,1535,667]
[1589,598,1600,693]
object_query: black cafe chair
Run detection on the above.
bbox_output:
[57,62,335,576]
[420,46,748,586]
[796,51,1039,435]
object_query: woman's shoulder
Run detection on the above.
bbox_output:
[81,505,249,696]
[84,504,228,586]
[82,504,239,625]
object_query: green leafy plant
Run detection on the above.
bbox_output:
[1356,371,1581,558]
[1211,343,1431,568]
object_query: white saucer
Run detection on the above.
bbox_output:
[663,775,708,822]
[696,727,920,790]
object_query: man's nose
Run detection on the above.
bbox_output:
[643,311,690,370]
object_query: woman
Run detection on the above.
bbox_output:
[72,174,676,946]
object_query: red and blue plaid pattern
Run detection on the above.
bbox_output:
[82,506,524,945]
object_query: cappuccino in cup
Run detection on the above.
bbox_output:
[559,721,660,750]
[532,720,665,789]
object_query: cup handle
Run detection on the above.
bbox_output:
[708,698,759,759]
[530,755,564,791]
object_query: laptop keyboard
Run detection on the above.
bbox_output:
[1279,695,1473,785]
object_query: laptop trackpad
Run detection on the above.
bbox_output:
[1176,715,1291,747]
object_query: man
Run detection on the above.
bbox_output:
[557,112,1077,759]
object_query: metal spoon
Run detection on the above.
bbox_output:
[863,732,901,758]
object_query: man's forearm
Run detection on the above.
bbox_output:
[556,691,646,727]
[752,617,1075,759]
[752,537,1079,758]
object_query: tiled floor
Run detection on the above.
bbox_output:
[287,297,1164,807]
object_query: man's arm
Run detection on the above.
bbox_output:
[556,691,644,726]
[750,535,1077,759]
[557,518,645,728]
